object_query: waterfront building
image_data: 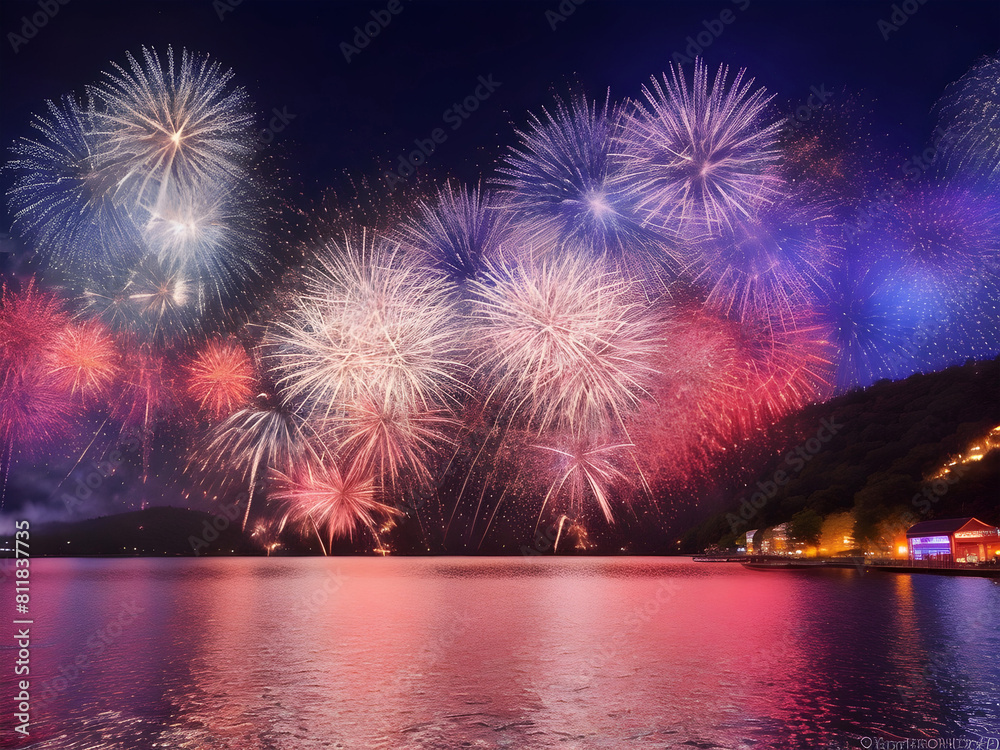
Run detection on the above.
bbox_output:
[905,517,1000,563]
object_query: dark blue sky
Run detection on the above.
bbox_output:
[1,0,998,222]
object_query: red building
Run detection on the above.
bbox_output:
[906,517,1000,563]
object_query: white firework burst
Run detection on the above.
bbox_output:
[616,58,784,239]
[267,233,466,480]
[88,46,254,209]
[469,247,661,438]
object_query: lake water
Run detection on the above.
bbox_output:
[1,557,998,749]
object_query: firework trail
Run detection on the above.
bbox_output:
[87,46,254,210]
[934,55,1000,187]
[200,395,307,528]
[532,437,636,523]
[112,341,175,476]
[185,338,255,419]
[616,58,783,239]
[497,92,651,258]
[468,249,661,440]
[401,182,507,282]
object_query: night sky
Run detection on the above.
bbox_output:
[0,0,997,552]
[2,0,998,213]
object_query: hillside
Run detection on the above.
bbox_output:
[682,357,1000,554]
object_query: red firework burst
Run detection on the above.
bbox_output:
[0,278,77,458]
[0,277,69,385]
[48,319,122,402]
[186,339,255,419]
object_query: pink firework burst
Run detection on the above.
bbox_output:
[0,279,77,461]
[532,436,637,523]
[113,341,175,430]
[270,459,398,545]
[0,366,78,459]
[0,278,69,385]
[336,394,456,486]
[727,313,834,431]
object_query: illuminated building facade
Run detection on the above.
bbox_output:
[905,517,1000,563]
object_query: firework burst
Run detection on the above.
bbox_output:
[729,313,833,429]
[88,46,254,209]
[469,249,661,438]
[335,394,456,485]
[268,233,466,433]
[185,339,255,419]
[934,54,1000,187]
[0,280,76,467]
[0,368,78,460]
[401,182,507,281]
[6,96,142,275]
[498,92,649,258]
[199,395,307,527]
[868,184,1000,284]
[48,319,122,402]
[533,437,636,523]
[616,58,783,238]
[0,278,69,385]
[271,459,397,545]
[692,194,837,327]
[113,342,175,438]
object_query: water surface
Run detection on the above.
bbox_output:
[2,557,998,749]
